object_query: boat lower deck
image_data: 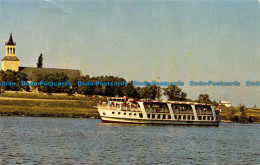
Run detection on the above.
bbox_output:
[101,116,220,126]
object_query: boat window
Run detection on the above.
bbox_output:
[168,115,171,119]
[134,113,136,116]
[112,112,115,114]
[203,116,206,120]
[211,116,214,120]
[192,116,195,120]
[171,104,193,114]
[157,114,161,119]
[152,114,155,119]
[162,115,166,119]
[143,102,169,113]
[124,113,126,115]
[187,116,190,120]
[174,115,177,119]
[129,113,131,116]
[183,115,186,120]
[195,105,213,115]
[198,116,202,120]
[147,114,150,118]
[118,112,121,115]
[139,113,143,118]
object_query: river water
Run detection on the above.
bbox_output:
[0,117,259,164]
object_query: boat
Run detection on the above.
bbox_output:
[97,97,220,126]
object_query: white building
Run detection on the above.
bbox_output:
[220,100,232,107]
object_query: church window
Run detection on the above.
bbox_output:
[13,48,15,54]
[7,48,9,54]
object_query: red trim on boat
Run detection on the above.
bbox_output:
[102,120,133,123]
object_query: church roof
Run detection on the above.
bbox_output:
[19,67,82,81]
[5,33,16,46]
[1,56,19,61]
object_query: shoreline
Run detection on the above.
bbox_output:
[0,94,259,123]
[1,115,260,124]
[0,113,100,118]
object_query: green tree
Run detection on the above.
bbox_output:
[211,100,218,106]
[138,83,160,100]
[238,104,247,123]
[0,70,28,91]
[71,76,95,95]
[163,85,187,101]
[225,107,236,121]
[35,72,70,93]
[92,76,126,97]
[197,94,211,104]
[122,81,139,98]
[37,53,43,68]
[71,75,127,96]
[16,72,28,91]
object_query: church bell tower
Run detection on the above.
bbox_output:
[1,33,19,71]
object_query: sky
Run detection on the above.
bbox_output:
[0,0,259,107]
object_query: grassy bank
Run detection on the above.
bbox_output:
[219,106,260,123]
[0,99,100,118]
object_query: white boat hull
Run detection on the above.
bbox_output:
[100,116,219,126]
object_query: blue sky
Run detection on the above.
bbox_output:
[0,0,259,107]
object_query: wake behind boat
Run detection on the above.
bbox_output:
[97,97,220,126]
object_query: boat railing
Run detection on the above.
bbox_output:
[172,109,194,114]
[99,102,142,112]
[145,107,170,113]
[196,111,213,115]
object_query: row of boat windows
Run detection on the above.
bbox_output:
[175,115,214,120]
[105,103,141,112]
[112,111,143,118]
[175,115,195,120]
[197,116,214,121]
[172,104,193,114]
[195,105,213,115]
[147,114,171,119]
[109,104,140,110]
[143,103,213,115]
[110,111,215,121]
[105,102,214,116]
[144,103,169,113]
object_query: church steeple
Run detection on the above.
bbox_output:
[1,33,19,71]
[5,33,17,56]
[5,33,16,46]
